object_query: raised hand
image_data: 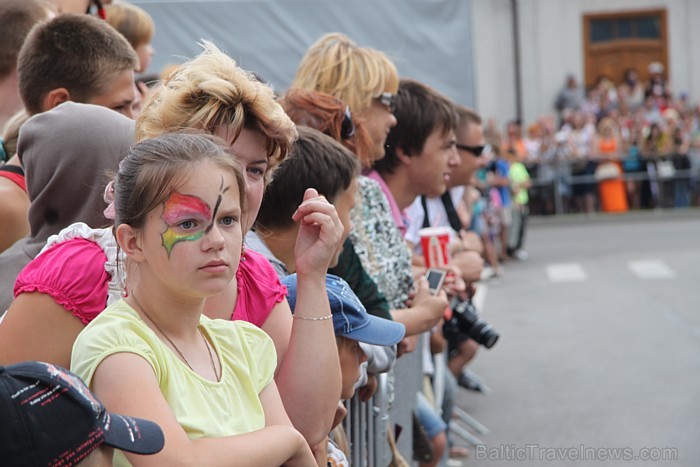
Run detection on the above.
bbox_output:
[291,188,344,277]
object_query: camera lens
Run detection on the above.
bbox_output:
[470,321,499,349]
[447,298,500,349]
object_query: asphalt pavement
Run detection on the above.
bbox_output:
[452,209,700,467]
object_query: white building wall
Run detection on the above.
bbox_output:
[471,0,517,126]
[472,0,700,128]
[683,0,700,104]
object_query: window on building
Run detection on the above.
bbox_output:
[589,14,662,43]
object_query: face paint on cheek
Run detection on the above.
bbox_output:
[160,191,212,257]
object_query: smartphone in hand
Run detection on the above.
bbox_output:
[425,268,447,295]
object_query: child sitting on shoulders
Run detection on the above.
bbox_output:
[71,133,316,466]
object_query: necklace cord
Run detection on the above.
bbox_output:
[130,293,220,382]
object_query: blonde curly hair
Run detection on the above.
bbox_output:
[135,41,297,182]
[291,33,399,115]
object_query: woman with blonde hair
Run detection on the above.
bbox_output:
[292,35,450,465]
[292,33,398,169]
[292,32,446,335]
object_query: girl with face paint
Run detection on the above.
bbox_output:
[71,133,316,466]
[136,42,344,447]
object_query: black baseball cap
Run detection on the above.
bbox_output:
[0,361,165,466]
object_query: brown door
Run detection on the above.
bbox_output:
[583,9,668,88]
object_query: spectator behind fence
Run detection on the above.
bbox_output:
[280,90,393,325]
[506,148,532,256]
[292,33,447,339]
[291,33,409,302]
[252,122,396,389]
[405,104,489,374]
[503,119,529,162]
[567,111,597,213]
[250,126,359,280]
[279,91,400,413]
[0,13,138,273]
[484,134,513,260]
[554,74,584,123]
[293,34,447,464]
[372,78,462,467]
[618,68,645,112]
[71,133,317,466]
[404,104,487,461]
[136,41,342,446]
[104,1,156,117]
[0,103,133,320]
[646,61,670,101]
[0,361,164,466]
[594,117,628,213]
[18,14,138,119]
[0,0,52,129]
[405,105,486,285]
[0,0,53,253]
[0,111,31,253]
[104,2,154,74]
[283,273,406,466]
[249,125,401,464]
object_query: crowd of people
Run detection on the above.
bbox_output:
[10,0,684,466]
[503,66,700,217]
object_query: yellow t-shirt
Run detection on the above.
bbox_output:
[71,299,276,466]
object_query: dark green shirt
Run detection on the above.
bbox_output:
[329,238,393,321]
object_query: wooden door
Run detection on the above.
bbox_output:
[583,9,668,88]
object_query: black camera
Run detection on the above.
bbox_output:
[444,298,499,349]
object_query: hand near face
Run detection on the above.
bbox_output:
[292,188,344,276]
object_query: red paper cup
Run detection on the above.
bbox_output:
[418,226,451,268]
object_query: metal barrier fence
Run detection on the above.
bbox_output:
[524,157,700,216]
[343,342,423,466]
[344,373,391,466]
[343,347,488,466]
[342,287,492,465]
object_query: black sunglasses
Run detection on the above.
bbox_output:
[375,92,396,113]
[341,105,356,140]
[456,144,485,157]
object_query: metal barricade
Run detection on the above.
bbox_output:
[526,157,700,215]
[344,372,391,466]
